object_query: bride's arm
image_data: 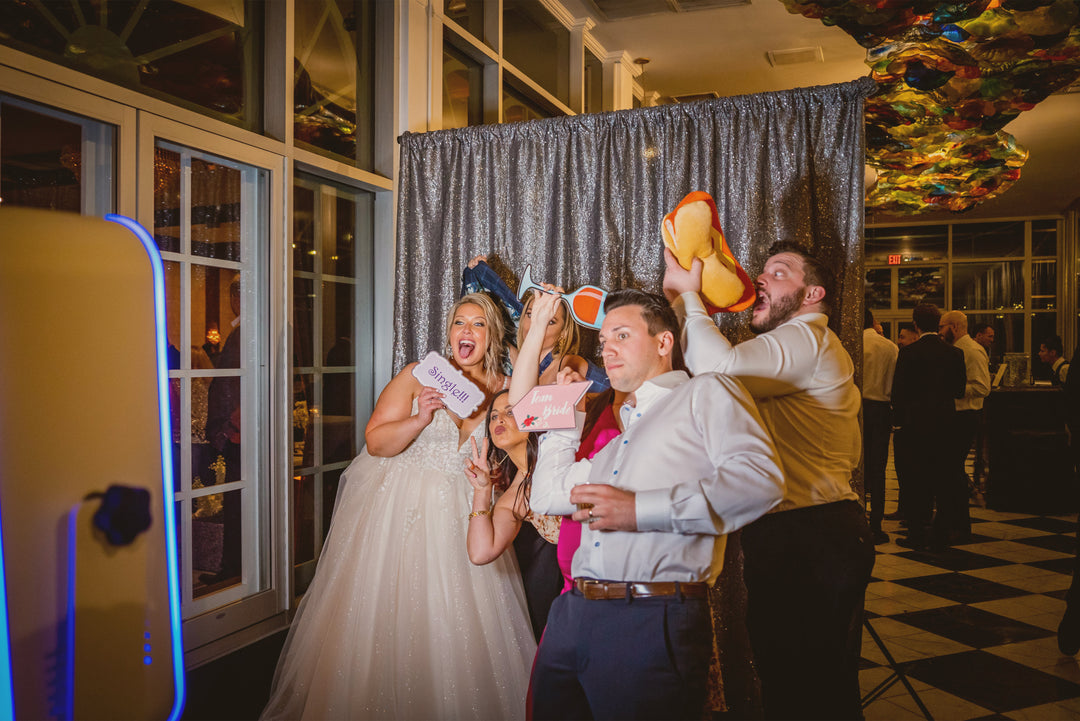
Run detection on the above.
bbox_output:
[464,438,525,565]
[364,363,443,457]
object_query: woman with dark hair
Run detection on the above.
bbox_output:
[465,390,561,640]
[262,293,535,721]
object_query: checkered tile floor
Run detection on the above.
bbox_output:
[862,447,1080,720]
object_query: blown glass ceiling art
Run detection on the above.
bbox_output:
[780,0,1080,213]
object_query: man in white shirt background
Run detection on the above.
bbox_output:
[939,310,991,542]
[863,309,898,545]
[664,242,876,721]
[529,289,785,721]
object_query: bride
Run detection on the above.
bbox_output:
[261,293,537,720]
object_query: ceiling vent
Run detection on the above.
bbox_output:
[671,91,721,103]
[584,0,750,22]
[766,46,824,67]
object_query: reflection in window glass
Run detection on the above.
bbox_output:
[865,268,892,310]
[952,261,1023,311]
[1031,260,1056,310]
[443,38,485,129]
[155,147,181,252]
[585,49,603,114]
[0,2,263,130]
[952,221,1024,259]
[1032,219,1058,256]
[503,82,552,123]
[191,159,242,262]
[444,0,488,47]
[0,97,114,215]
[865,225,947,263]
[191,489,243,597]
[292,173,375,595]
[502,0,569,106]
[898,266,944,308]
[294,0,376,169]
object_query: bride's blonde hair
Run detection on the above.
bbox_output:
[445,292,508,380]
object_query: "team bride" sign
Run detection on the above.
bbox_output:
[511,381,590,432]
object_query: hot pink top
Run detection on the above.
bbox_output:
[557,404,622,592]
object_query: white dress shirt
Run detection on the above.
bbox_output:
[954,334,990,411]
[862,328,898,402]
[530,370,785,584]
[673,292,861,511]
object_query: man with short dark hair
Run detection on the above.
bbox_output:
[897,321,919,349]
[529,289,785,721]
[863,308,898,544]
[973,322,995,355]
[1039,335,1071,386]
[892,303,966,551]
[664,242,875,720]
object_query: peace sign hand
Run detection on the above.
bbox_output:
[465,436,492,491]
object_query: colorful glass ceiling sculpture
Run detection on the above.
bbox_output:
[780,0,1080,214]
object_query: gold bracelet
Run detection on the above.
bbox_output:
[468,509,490,520]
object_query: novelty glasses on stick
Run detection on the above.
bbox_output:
[517,265,607,330]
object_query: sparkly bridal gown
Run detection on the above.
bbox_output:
[262,404,537,720]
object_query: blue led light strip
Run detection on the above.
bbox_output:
[105,215,186,721]
[0,498,14,721]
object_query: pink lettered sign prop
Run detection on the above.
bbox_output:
[511,381,590,431]
[411,351,485,418]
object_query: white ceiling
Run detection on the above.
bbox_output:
[562,0,1080,221]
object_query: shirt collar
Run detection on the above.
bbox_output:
[621,370,689,419]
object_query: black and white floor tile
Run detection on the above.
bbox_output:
[861,459,1080,720]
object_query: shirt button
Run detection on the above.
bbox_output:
[612,470,618,475]
[636,413,642,418]
[594,541,600,547]
[622,439,628,444]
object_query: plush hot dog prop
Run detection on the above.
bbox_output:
[661,191,755,313]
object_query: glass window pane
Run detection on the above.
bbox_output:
[1032,219,1058,256]
[154,146,181,252]
[966,312,1022,358]
[952,221,1024,259]
[191,158,242,262]
[0,3,263,130]
[192,489,243,596]
[193,266,242,368]
[952,261,1024,311]
[865,268,892,310]
[322,468,344,541]
[293,475,316,566]
[323,373,355,464]
[294,184,316,273]
[444,0,489,45]
[898,266,945,309]
[503,0,569,106]
[328,196,357,277]
[294,0,376,169]
[443,37,485,129]
[503,82,552,123]
[1032,260,1056,310]
[0,97,115,215]
[865,225,947,263]
[294,374,315,471]
[294,278,316,370]
[324,281,355,365]
[585,49,603,114]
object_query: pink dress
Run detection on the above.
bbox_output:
[556,404,622,592]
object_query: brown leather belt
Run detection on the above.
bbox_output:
[574,578,708,600]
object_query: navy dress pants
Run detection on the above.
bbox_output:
[529,587,711,720]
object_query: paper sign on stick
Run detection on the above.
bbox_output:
[511,381,590,432]
[412,351,485,418]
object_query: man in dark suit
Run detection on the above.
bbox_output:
[891,303,966,551]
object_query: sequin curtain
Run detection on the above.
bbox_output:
[394,77,875,372]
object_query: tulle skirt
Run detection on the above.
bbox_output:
[262,441,537,720]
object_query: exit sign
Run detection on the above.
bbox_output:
[888,254,902,265]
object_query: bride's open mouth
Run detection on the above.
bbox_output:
[457,339,476,360]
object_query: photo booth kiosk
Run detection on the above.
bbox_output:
[0,208,185,719]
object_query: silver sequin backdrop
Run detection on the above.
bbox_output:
[394,77,874,372]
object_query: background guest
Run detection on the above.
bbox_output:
[863,308,898,545]
[1038,335,1071,386]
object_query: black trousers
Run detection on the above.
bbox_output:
[899,426,954,545]
[863,400,892,529]
[530,587,711,720]
[741,500,876,721]
[951,410,980,537]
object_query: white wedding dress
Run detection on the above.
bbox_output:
[262,404,537,720]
